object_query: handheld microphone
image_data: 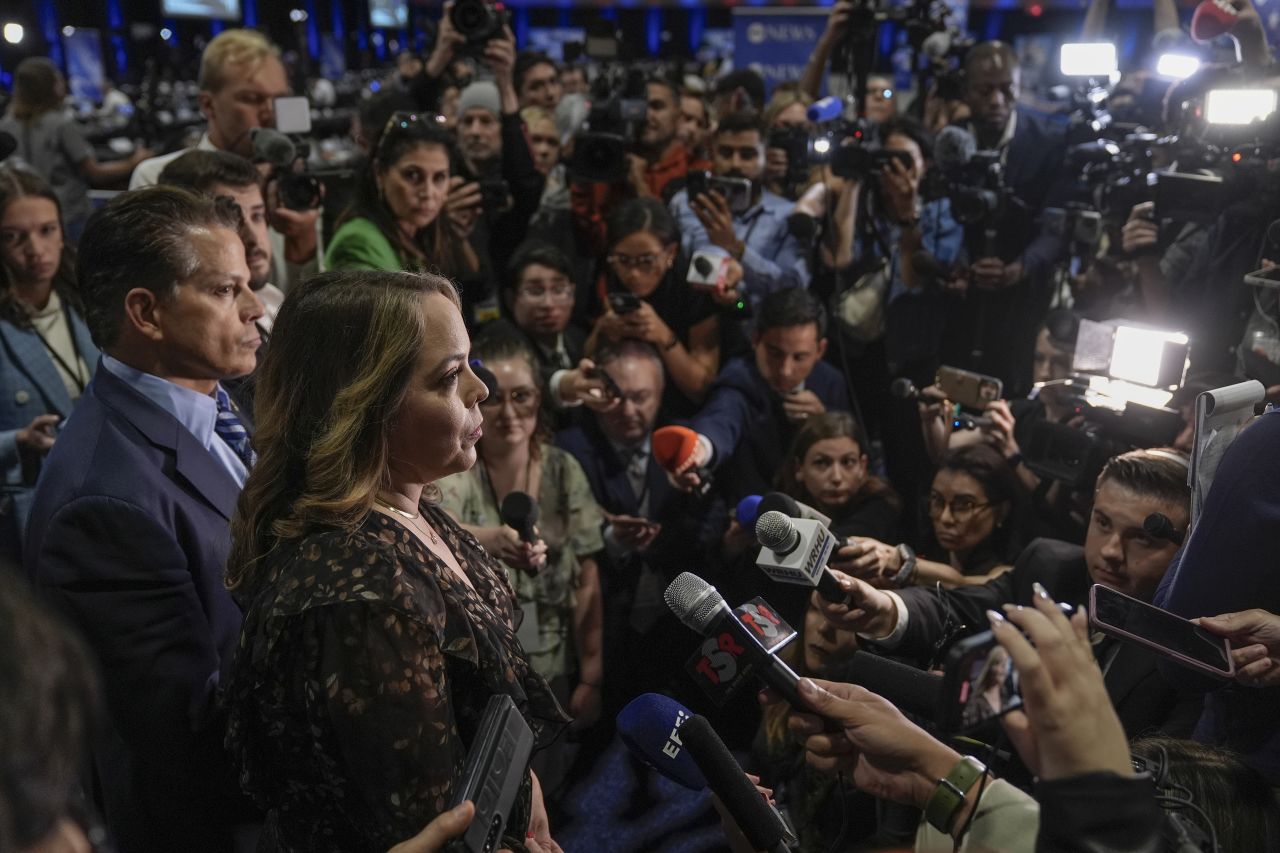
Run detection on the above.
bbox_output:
[1190,0,1239,42]
[807,95,843,124]
[753,511,848,604]
[681,714,792,853]
[0,131,16,163]
[830,650,943,721]
[250,127,297,168]
[687,249,731,290]
[757,491,832,528]
[616,693,707,790]
[653,425,713,498]
[500,491,540,543]
[735,495,764,529]
[665,573,806,708]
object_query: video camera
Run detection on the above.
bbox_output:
[568,68,649,184]
[1023,319,1188,489]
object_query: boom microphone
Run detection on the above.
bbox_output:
[1191,0,1239,42]
[664,573,805,708]
[616,693,707,790]
[250,127,297,168]
[934,125,977,174]
[681,715,792,853]
[754,511,848,604]
[756,491,831,528]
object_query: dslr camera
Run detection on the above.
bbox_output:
[450,0,509,51]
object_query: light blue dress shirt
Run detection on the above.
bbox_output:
[670,187,811,310]
[100,355,249,488]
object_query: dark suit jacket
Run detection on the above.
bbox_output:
[24,363,254,853]
[691,356,852,501]
[889,538,1199,739]
[0,308,99,561]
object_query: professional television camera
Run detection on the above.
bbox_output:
[921,124,1017,257]
[1023,318,1188,488]
[567,68,648,184]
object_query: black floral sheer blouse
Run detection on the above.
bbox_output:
[225,503,569,852]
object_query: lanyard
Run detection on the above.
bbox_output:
[31,301,87,394]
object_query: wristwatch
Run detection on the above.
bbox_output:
[925,756,987,833]
[891,543,917,587]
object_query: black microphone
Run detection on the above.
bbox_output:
[890,377,919,401]
[250,127,297,168]
[0,131,16,163]
[830,650,943,721]
[681,715,791,853]
[694,255,714,277]
[499,492,539,543]
[664,573,805,708]
[754,511,849,604]
[756,491,831,527]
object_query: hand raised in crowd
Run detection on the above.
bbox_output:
[16,413,60,455]
[691,190,739,253]
[606,512,661,552]
[811,571,900,638]
[264,179,321,264]
[613,299,677,350]
[386,801,516,853]
[483,25,517,84]
[994,588,1133,780]
[981,399,1021,461]
[557,358,619,412]
[1121,202,1159,256]
[626,154,654,199]
[1195,609,1280,687]
[878,157,918,225]
[970,257,1023,290]
[818,0,856,45]
[782,389,826,423]
[917,384,955,463]
[787,678,965,810]
[425,1,467,78]
[830,537,900,585]
[444,177,484,239]
[668,438,712,493]
[708,258,745,309]
[527,772,564,853]
[480,524,548,574]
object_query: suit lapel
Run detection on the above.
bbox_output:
[92,367,241,520]
[0,322,73,418]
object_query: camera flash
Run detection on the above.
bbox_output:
[1156,53,1201,80]
[1059,42,1118,77]
[1205,89,1278,125]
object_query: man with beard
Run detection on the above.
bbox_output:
[570,78,710,256]
[669,110,811,312]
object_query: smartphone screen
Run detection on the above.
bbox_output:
[941,631,1022,731]
[1089,584,1234,678]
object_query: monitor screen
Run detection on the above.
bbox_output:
[160,0,241,21]
[370,0,409,29]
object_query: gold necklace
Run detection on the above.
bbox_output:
[375,496,441,545]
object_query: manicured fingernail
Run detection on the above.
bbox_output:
[1033,582,1050,600]
[798,677,819,697]
[987,609,1006,625]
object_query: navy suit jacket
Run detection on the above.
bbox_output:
[24,362,254,853]
[0,307,99,560]
[691,356,852,501]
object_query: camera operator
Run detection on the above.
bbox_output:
[678,89,714,165]
[669,111,811,313]
[570,78,711,257]
[514,51,563,112]
[128,30,319,290]
[946,41,1070,395]
[826,448,1201,738]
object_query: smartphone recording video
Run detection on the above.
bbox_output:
[940,632,1022,732]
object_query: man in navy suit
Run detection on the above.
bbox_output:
[945,41,1070,395]
[24,187,265,853]
[674,287,853,500]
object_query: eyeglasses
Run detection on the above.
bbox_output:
[374,111,446,158]
[517,283,574,303]
[479,386,540,415]
[926,494,994,521]
[607,253,662,273]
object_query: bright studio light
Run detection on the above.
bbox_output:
[1060,42,1118,77]
[1205,89,1278,125]
[1109,326,1189,388]
[2,23,24,44]
[1156,53,1201,80]
[812,137,832,155]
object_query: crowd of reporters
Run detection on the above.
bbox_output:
[5,1,1280,850]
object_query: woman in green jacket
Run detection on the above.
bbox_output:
[326,114,479,279]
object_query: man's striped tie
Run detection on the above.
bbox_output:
[214,387,256,469]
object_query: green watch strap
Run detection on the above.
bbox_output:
[924,756,987,833]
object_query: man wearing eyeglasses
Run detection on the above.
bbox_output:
[669,110,812,313]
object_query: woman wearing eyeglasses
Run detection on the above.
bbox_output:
[585,197,720,419]
[0,168,98,563]
[437,324,605,799]
[845,443,1029,588]
[325,114,480,282]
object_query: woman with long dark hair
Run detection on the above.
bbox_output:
[0,168,98,561]
[224,270,567,852]
[0,58,152,241]
[325,114,478,283]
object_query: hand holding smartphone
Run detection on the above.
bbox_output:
[1088,584,1234,679]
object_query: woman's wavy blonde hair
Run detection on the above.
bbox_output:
[225,269,460,598]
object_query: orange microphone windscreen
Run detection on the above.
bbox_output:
[652,425,700,472]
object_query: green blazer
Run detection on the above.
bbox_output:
[325,216,406,272]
